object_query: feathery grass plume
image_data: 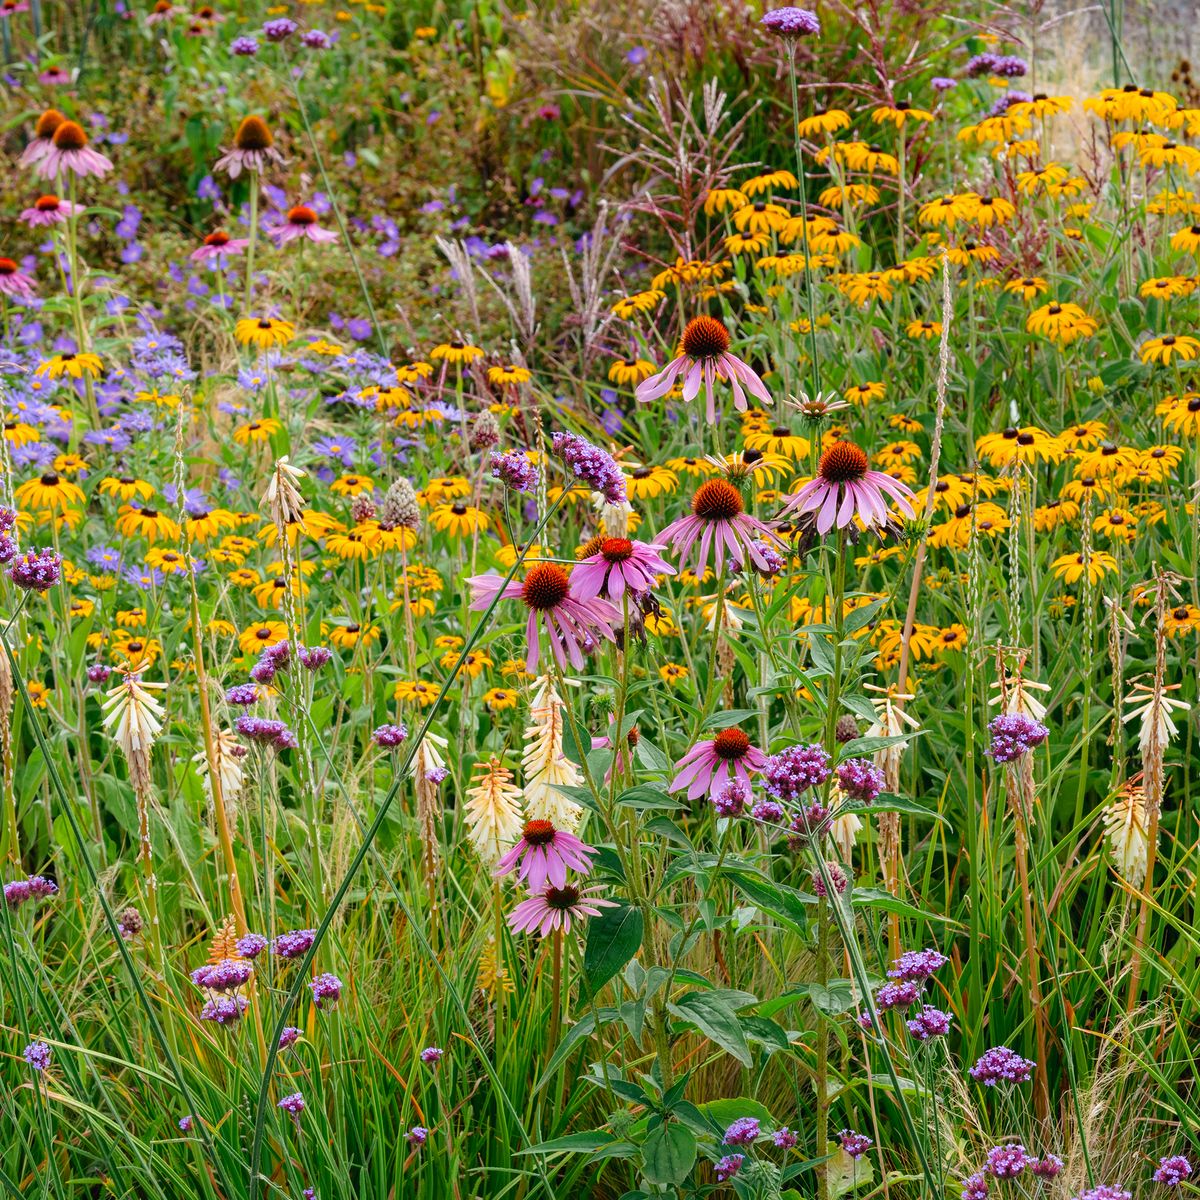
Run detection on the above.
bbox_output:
[434,237,481,336]
[521,674,582,831]
[559,203,622,368]
[481,240,536,346]
[1104,779,1150,887]
[465,756,524,867]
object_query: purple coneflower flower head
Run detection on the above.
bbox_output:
[963,1173,990,1200]
[635,316,772,424]
[279,1026,302,1050]
[876,979,922,1010]
[235,714,298,750]
[230,34,259,55]
[550,431,626,504]
[932,76,957,92]
[298,645,332,670]
[724,1117,761,1145]
[712,777,749,817]
[467,564,619,675]
[813,861,849,897]
[490,450,539,495]
[191,230,250,262]
[495,820,597,891]
[191,959,254,992]
[23,1040,51,1072]
[571,537,675,601]
[1031,1156,1064,1179]
[262,16,297,41]
[9,547,61,591]
[34,120,114,180]
[837,757,885,802]
[20,110,66,168]
[236,933,269,959]
[658,479,781,577]
[985,1144,1028,1179]
[986,713,1048,763]
[783,441,915,535]
[671,728,766,801]
[506,883,617,937]
[840,1129,873,1159]
[762,742,831,800]
[273,928,316,959]
[1155,1157,1193,1187]
[969,1045,1035,1086]
[200,995,249,1025]
[309,972,343,1009]
[214,116,285,179]
[372,723,408,749]
[407,1126,428,1147]
[774,1127,798,1149]
[761,5,820,36]
[888,948,948,981]
[272,204,339,246]
[0,257,36,299]
[420,1046,444,1066]
[715,1154,745,1182]
[178,1114,193,1132]
[907,1005,952,1041]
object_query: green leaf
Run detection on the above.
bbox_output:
[520,1130,623,1155]
[616,785,680,811]
[841,794,948,823]
[669,991,752,1066]
[584,905,644,997]
[701,708,758,731]
[641,1122,697,1186]
[687,1096,775,1137]
[839,733,922,757]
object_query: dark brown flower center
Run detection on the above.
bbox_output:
[712,728,751,761]
[818,441,869,484]
[691,479,743,521]
[52,121,88,151]
[204,230,231,247]
[35,109,65,139]
[0,259,15,275]
[521,563,570,611]
[287,205,317,226]
[681,315,731,359]
[234,115,273,152]
[40,472,60,486]
[545,885,580,910]
[523,819,556,846]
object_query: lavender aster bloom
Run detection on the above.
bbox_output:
[751,799,785,824]
[1155,1159,1193,1187]
[906,1005,952,1041]
[761,6,820,36]
[992,54,1028,77]
[761,743,831,801]
[969,1045,1035,1086]
[9,547,61,591]
[724,1117,761,1145]
[491,450,539,495]
[550,431,626,504]
[985,1144,1029,1179]
[23,1040,51,1071]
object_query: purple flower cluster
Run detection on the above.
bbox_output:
[932,76,957,92]
[8,546,62,591]
[888,948,948,981]
[235,714,298,751]
[87,664,113,683]
[985,1144,1028,1179]
[906,1005,952,1041]
[550,431,626,504]
[962,1173,989,1200]
[969,1045,1035,1086]
[773,1127,797,1149]
[1155,1157,1193,1187]
[715,1153,745,1181]
[23,1040,51,1072]
[840,1129,873,1159]
[812,861,848,897]
[407,1125,429,1147]
[262,17,297,41]
[761,6,820,36]
[279,1026,302,1050]
[200,995,249,1025]
[301,29,331,49]
[191,959,254,992]
[751,798,785,824]
[4,874,58,908]
[986,713,1049,763]
[837,757,885,802]
[761,743,831,801]
[298,645,332,671]
[875,980,922,1010]
[309,972,343,1009]
[236,933,269,959]
[1031,1156,1064,1179]
[273,928,316,959]
[278,1091,306,1114]
[966,52,1027,78]
[723,1117,761,1145]
[420,1046,444,1066]
[230,35,258,55]
[712,778,749,817]
[1075,1188,1131,1200]
[225,683,260,706]
[491,450,539,495]
[250,640,292,685]
[371,723,408,749]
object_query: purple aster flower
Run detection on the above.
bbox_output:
[761,743,831,801]
[840,1129,873,1159]
[969,1045,1035,1086]
[309,972,343,1009]
[372,723,408,749]
[199,995,249,1025]
[774,1127,798,1149]
[420,1046,444,1066]
[986,714,1049,763]
[407,1126,428,1147]
[712,778,749,818]
[279,1026,302,1050]
[273,928,316,959]
[837,757,885,803]
[9,547,61,591]
[724,1117,761,1145]
[963,1173,990,1200]
[888,948,948,982]
[876,980,922,1010]
[761,6,820,37]
[550,431,627,504]
[23,1040,51,1072]
[985,1144,1028,1179]
[907,1005,952,1041]
[236,933,269,959]
[491,450,539,495]
[1155,1158,1193,1187]
[715,1154,745,1182]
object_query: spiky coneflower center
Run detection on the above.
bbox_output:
[691,479,743,521]
[234,115,273,152]
[681,315,731,359]
[600,537,633,563]
[523,819,556,847]
[287,205,317,226]
[577,534,605,559]
[35,195,60,212]
[521,562,570,611]
[0,259,16,275]
[52,121,88,151]
[35,109,65,139]
[713,728,751,761]
[817,441,869,485]
[205,230,231,247]
[545,885,581,910]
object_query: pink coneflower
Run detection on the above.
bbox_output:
[635,316,772,423]
[146,0,178,23]
[467,562,620,674]
[213,115,285,179]
[190,229,249,263]
[0,259,35,300]
[37,65,72,87]
[571,536,675,601]
[35,120,114,180]
[1,1,32,17]
[782,441,915,535]
[19,110,66,169]
[507,883,617,937]
[671,728,766,800]
[657,479,780,577]
[19,194,83,227]
[271,204,339,246]
[494,819,597,890]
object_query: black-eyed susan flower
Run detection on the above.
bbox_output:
[918,193,976,229]
[611,290,665,318]
[394,679,439,706]
[819,182,880,206]
[238,620,290,655]
[837,272,894,305]
[844,381,885,406]
[976,426,1064,467]
[871,101,934,128]
[797,109,850,137]
[658,662,689,686]
[234,316,295,350]
[1034,498,1080,531]
[1133,444,1184,481]
[1141,334,1200,365]
[732,201,789,235]
[1157,392,1200,437]
[1164,604,1200,636]
[1003,276,1048,301]
[1058,420,1106,449]
[396,361,433,384]
[36,352,103,379]
[624,464,678,499]
[1092,507,1138,543]
[905,319,942,341]
[1073,441,1138,478]
[482,686,519,712]
[330,474,375,497]
[15,472,85,513]
[251,576,309,609]
[1170,224,1200,254]
[441,648,492,676]
[324,528,376,561]
[888,412,923,434]
[703,188,748,214]
[608,358,656,386]
[326,622,380,650]
[429,502,489,538]
[430,340,484,365]
[742,169,797,196]
[1051,550,1118,585]
[1060,476,1118,505]
[26,681,50,709]
[744,425,811,461]
[420,476,471,504]
[233,418,282,446]
[144,547,196,575]
[486,363,531,386]
[1026,301,1098,344]
[874,440,921,469]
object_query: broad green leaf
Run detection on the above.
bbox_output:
[584,904,644,997]
[641,1122,697,1186]
[669,991,752,1066]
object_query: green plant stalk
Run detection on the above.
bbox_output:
[243,172,259,315]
